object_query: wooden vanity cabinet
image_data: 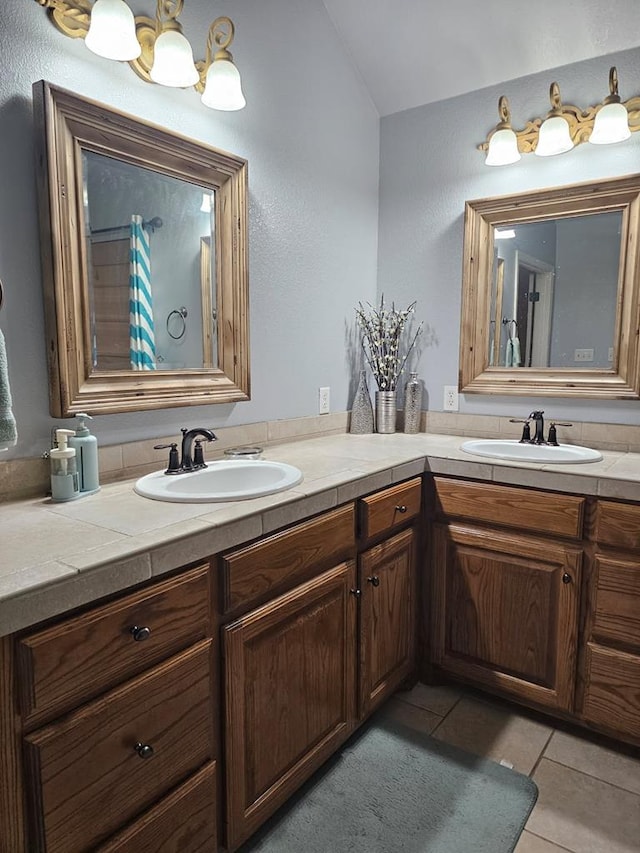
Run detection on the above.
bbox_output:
[223,560,358,850]
[14,564,218,853]
[222,479,421,851]
[579,499,640,741]
[430,477,584,713]
[357,478,420,718]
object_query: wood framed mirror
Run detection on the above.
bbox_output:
[459,174,640,399]
[34,81,249,416]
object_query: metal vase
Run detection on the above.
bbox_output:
[375,390,397,434]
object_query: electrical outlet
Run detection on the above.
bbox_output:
[318,386,330,415]
[443,385,459,412]
[574,348,594,362]
[608,347,614,362]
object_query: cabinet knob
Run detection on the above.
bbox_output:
[134,742,154,759]
[367,575,380,587]
[350,588,362,598]
[395,505,408,514]
[130,625,151,642]
[562,572,572,584]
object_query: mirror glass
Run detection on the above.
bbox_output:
[83,151,217,371]
[489,211,622,370]
[459,175,640,399]
[34,81,249,416]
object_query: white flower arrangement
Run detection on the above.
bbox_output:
[355,295,423,391]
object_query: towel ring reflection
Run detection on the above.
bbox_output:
[167,307,187,340]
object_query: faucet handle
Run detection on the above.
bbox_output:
[509,418,531,443]
[193,439,208,469]
[154,443,181,474]
[547,422,572,446]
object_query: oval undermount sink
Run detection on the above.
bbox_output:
[461,439,602,464]
[134,459,303,503]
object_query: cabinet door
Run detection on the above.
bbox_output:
[431,523,582,712]
[359,527,416,718]
[223,561,357,851]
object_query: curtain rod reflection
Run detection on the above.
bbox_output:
[90,216,163,235]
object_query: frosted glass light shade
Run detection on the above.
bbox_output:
[485,128,521,166]
[201,59,246,111]
[85,0,141,61]
[535,115,574,156]
[589,102,631,145]
[150,30,199,87]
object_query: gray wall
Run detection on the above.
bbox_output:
[0,0,380,455]
[550,213,620,368]
[2,2,639,461]
[378,46,640,424]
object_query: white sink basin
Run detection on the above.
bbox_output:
[461,439,602,464]
[134,459,303,503]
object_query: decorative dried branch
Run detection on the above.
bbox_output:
[355,295,423,391]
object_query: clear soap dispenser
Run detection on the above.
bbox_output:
[50,428,80,502]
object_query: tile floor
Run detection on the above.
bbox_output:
[387,683,640,853]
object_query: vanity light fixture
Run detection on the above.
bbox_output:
[34,0,246,110]
[85,0,141,60]
[485,97,521,166]
[589,67,631,145]
[535,82,574,157]
[149,0,198,87]
[479,66,639,166]
[200,16,246,111]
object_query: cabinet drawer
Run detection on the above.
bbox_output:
[96,762,217,853]
[582,643,640,740]
[594,500,640,550]
[17,564,210,724]
[24,640,214,853]
[359,478,422,541]
[222,504,355,611]
[433,477,584,539]
[592,555,640,651]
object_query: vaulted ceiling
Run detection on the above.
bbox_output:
[321,0,640,116]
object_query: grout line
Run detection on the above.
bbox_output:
[530,728,556,777]
[521,829,575,852]
[428,691,464,737]
[542,756,640,797]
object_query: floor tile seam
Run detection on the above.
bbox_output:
[424,692,464,736]
[521,829,575,852]
[540,755,640,797]
[530,728,556,777]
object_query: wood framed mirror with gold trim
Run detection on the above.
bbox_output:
[33,80,249,416]
[460,174,640,399]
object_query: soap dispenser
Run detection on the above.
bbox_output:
[69,412,100,493]
[50,429,80,502]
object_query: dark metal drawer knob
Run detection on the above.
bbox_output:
[395,505,407,514]
[367,575,380,587]
[130,625,151,642]
[562,573,572,584]
[134,742,154,759]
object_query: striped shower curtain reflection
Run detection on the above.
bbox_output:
[129,214,156,370]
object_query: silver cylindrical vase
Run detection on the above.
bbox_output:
[375,390,397,434]
[403,372,422,434]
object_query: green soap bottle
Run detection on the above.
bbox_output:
[69,413,100,493]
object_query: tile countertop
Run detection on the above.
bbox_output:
[1,431,639,637]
